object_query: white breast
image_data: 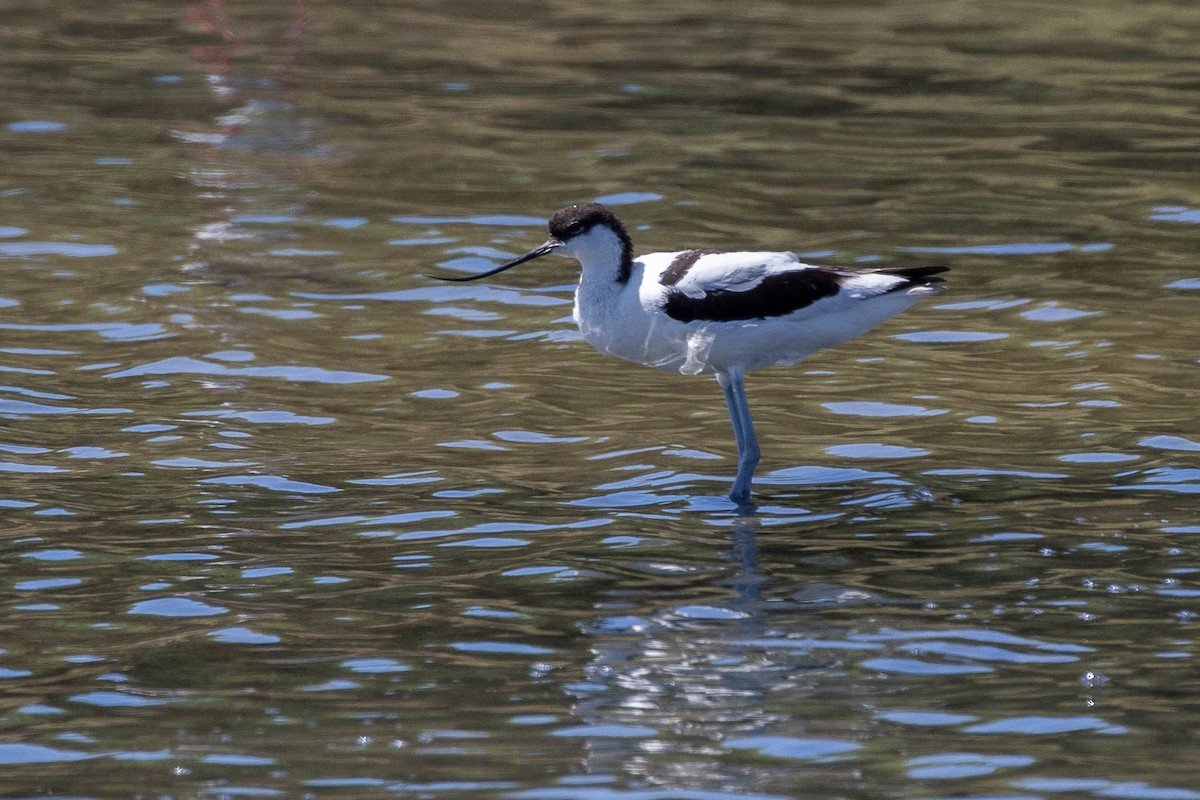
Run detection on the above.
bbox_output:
[572,259,690,373]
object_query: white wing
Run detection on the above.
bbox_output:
[657,250,807,298]
[836,270,920,299]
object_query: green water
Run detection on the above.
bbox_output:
[1,1,1198,798]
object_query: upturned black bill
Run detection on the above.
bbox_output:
[430,239,561,282]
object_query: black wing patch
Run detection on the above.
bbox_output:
[660,249,723,287]
[663,269,845,323]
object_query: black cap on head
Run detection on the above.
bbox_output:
[548,203,634,282]
[549,203,625,242]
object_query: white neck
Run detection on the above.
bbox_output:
[557,225,632,285]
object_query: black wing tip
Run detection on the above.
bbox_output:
[876,265,949,284]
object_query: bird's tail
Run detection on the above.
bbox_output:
[877,265,949,283]
[875,266,949,294]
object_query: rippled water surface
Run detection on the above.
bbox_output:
[2,1,1198,798]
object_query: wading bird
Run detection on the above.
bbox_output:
[434,203,946,508]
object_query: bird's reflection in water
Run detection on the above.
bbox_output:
[563,515,873,793]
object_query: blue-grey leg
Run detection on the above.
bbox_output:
[716,370,760,506]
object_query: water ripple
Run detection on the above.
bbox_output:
[0,321,167,341]
[105,356,388,384]
[0,241,117,257]
[199,475,341,494]
[0,398,132,416]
